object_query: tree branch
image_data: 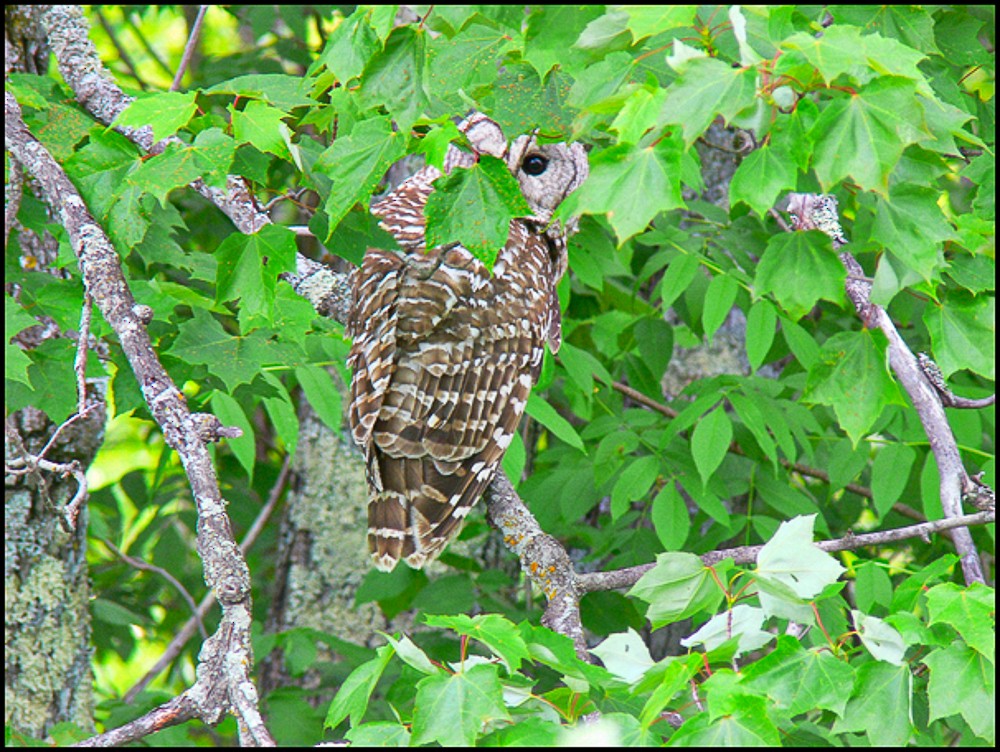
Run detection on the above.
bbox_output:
[122,454,290,705]
[485,473,591,661]
[576,510,995,593]
[786,193,991,585]
[169,5,207,92]
[5,89,273,747]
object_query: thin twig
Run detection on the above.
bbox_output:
[918,352,996,409]
[123,595,215,705]
[74,293,92,415]
[94,8,147,90]
[170,5,208,91]
[35,402,102,463]
[575,510,995,593]
[104,539,208,639]
[768,207,792,232]
[4,418,51,506]
[123,453,291,704]
[5,414,91,531]
[7,447,88,531]
[61,460,89,529]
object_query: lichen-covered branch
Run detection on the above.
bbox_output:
[575,509,995,594]
[786,193,991,586]
[40,5,271,234]
[5,90,273,747]
[485,473,590,661]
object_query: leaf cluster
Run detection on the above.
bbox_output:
[326,517,995,746]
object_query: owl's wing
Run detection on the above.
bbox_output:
[348,166,451,450]
[352,155,558,570]
[371,241,541,464]
[350,236,548,570]
[352,158,501,452]
[346,249,404,455]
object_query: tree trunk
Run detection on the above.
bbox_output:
[259,398,396,697]
[5,401,105,738]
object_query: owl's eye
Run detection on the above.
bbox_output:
[523,154,549,176]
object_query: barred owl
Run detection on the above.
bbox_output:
[347,113,589,571]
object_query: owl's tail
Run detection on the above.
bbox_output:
[367,453,500,571]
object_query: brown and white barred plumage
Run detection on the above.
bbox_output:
[347,114,588,571]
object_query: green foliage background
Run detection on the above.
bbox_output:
[5,4,994,746]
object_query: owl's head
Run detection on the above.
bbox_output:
[507,136,589,230]
[457,113,589,234]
